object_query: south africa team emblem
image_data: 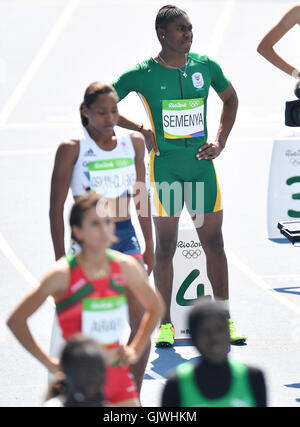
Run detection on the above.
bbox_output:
[192,72,204,89]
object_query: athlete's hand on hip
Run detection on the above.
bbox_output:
[141,128,160,156]
[142,245,155,275]
[196,141,224,160]
[46,357,60,374]
[118,345,138,366]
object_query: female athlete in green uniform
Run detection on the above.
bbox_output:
[112,5,246,346]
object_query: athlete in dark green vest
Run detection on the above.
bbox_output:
[161,300,267,407]
[112,4,246,346]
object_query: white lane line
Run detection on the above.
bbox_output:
[0,121,283,130]
[145,369,166,384]
[1,122,80,129]
[228,250,300,316]
[0,148,55,157]
[207,0,236,56]
[0,232,55,308]
[261,274,300,280]
[0,0,80,127]
[0,137,273,158]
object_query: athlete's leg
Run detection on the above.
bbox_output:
[193,210,246,343]
[193,210,229,301]
[111,220,151,394]
[104,364,141,407]
[113,398,140,407]
[126,269,151,395]
[153,216,180,324]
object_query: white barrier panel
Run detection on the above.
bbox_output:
[170,209,212,341]
[267,130,300,239]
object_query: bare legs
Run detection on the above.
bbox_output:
[153,210,229,326]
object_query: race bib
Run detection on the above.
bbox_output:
[87,158,136,198]
[82,295,129,345]
[162,98,205,139]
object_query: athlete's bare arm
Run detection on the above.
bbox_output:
[257,4,300,77]
[117,115,160,155]
[131,132,155,275]
[50,140,79,260]
[114,251,164,364]
[197,83,238,160]
[6,259,70,373]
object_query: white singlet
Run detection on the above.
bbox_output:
[70,127,137,198]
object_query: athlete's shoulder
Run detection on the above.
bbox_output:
[129,131,145,150]
[189,52,223,67]
[55,139,80,161]
[117,132,145,156]
[56,139,80,154]
[40,257,70,298]
[108,249,136,265]
[47,257,70,279]
[118,58,153,76]
[109,249,145,276]
[135,57,156,71]
[189,52,211,64]
[58,138,80,149]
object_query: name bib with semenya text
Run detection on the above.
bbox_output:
[162,98,205,139]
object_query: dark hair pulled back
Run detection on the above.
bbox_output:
[80,81,118,127]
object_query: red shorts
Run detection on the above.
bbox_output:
[103,364,138,405]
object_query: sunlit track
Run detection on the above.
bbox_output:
[1,0,300,408]
[0,0,80,127]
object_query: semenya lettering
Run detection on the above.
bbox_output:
[163,112,203,128]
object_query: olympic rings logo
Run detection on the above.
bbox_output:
[182,249,201,259]
[289,158,300,166]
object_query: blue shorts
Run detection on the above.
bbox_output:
[111,219,142,258]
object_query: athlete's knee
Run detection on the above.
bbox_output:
[155,236,177,260]
[201,231,225,257]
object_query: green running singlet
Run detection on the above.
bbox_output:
[112,53,230,216]
[176,359,257,407]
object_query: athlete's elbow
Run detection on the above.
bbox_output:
[257,43,264,55]
[6,312,17,333]
[257,40,270,57]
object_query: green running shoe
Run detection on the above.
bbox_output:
[155,323,175,348]
[228,318,247,344]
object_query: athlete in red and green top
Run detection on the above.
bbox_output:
[112,5,246,346]
[7,194,164,407]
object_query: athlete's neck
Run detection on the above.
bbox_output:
[85,125,116,151]
[78,247,109,274]
[199,357,229,370]
[158,49,189,68]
